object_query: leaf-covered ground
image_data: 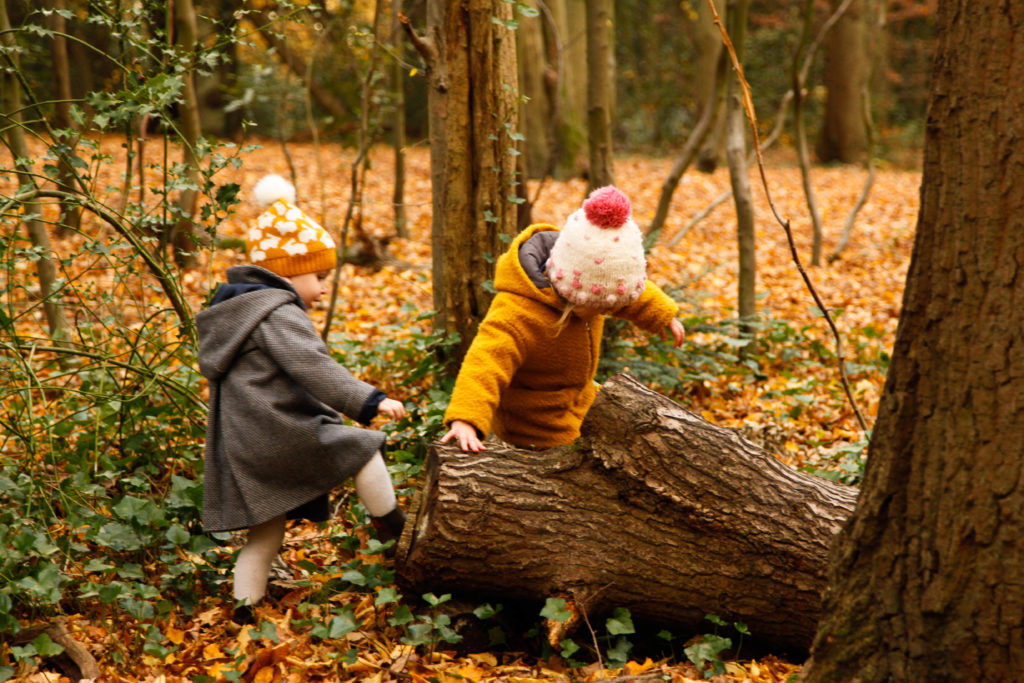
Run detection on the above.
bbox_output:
[5,137,920,682]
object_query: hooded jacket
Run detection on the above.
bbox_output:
[196,265,386,532]
[443,224,679,449]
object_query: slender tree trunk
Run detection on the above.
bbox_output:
[724,0,755,334]
[47,0,82,234]
[172,0,202,268]
[0,0,71,344]
[516,0,550,180]
[645,48,727,240]
[391,0,408,238]
[249,5,352,124]
[793,0,824,266]
[694,0,727,172]
[404,0,520,365]
[584,0,614,190]
[549,0,588,180]
[804,2,1024,679]
[397,374,857,653]
[816,0,869,163]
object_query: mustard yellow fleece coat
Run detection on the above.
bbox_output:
[444,224,679,449]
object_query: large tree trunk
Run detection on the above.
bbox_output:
[803,1,1024,679]
[396,374,856,653]
[405,0,520,365]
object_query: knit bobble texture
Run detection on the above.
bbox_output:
[545,186,647,311]
[583,186,631,228]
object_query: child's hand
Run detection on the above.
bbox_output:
[440,420,484,452]
[378,398,407,420]
[661,319,686,347]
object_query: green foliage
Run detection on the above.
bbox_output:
[801,434,870,486]
[681,614,750,679]
[598,293,888,468]
[0,1,253,670]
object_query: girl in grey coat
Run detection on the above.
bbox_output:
[197,175,407,621]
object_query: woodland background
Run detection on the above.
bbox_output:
[1,0,936,681]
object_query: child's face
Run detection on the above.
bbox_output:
[288,271,330,308]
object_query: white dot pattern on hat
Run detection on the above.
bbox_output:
[546,190,647,310]
[247,199,337,275]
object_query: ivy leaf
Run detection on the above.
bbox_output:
[539,597,571,622]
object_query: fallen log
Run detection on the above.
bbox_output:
[395,373,857,652]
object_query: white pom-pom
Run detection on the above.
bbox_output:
[253,174,296,208]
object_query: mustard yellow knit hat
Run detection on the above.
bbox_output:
[246,174,337,277]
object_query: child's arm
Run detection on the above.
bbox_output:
[442,296,530,450]
[255,304,388,420]
[615,281,683,345]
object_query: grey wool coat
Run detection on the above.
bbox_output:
[196,265,387,532]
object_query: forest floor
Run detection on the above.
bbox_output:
[6,137,921,682]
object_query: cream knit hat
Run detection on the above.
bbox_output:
[246,174,337,277]
[545,186,646,309]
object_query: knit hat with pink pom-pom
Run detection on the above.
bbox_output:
[545,186,647,310]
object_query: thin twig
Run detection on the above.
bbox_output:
[704,0,870,436]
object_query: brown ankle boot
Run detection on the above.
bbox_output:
[370,507,407,556]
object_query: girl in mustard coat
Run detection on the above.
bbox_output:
[441,186,685,452]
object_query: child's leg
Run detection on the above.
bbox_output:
[353,451,397,516]
[353,451,405,543]
[233,515,287,605]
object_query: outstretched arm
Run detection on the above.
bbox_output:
[661,318,686,347]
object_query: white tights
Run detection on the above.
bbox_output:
[232,451,396,605]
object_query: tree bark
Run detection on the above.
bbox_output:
[396,374,857,653]
[584,0,614,190]
[803,1,1024,679]
[404,0,520,365]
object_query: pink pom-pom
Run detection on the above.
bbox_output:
[572,277,582,289]
[594,257,604,264]
[584,186,631,229]
[590,284,603,294]
[617,283,626,295]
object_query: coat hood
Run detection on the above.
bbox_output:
[196,266,303,381]
[495,224,564,310]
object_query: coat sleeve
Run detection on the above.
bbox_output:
[254,303,379,421]
[443,296,531,438]
[613,280,679,333]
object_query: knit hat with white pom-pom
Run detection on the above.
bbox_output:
[246,174,337,277]
[545,186,647,310]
